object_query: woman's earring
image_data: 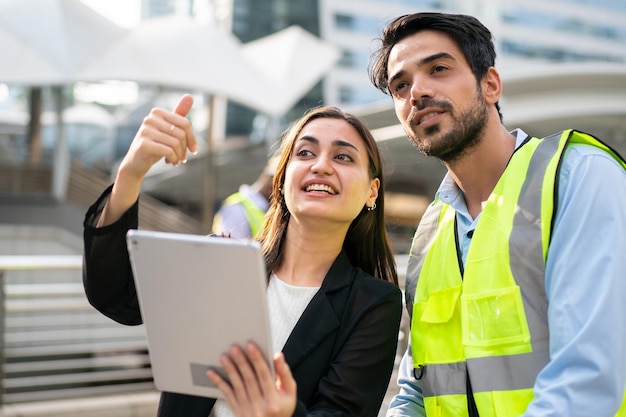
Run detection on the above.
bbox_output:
[367,202,377,211]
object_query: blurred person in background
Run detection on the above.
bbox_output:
[211,156,278,238]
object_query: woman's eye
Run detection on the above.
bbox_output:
[296,149,313,157]
[336,154,354,162]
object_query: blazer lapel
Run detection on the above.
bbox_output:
[281,251,354,369]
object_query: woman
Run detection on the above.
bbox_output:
[83,94,402,417]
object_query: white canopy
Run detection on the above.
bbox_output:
[1,3,340,118]
[242,25,341,114]
[0,0,127,85]
[75,15,276,115]
[76,20,340,117]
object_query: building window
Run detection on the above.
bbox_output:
[338,86,387,105]
[502,41,623,63]
[338,50,355,67]
[502,9,626,43]
[339,87,353,103]
[335,14,353,30]
[333,13,381,35]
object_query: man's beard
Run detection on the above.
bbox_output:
[405,88,488,164]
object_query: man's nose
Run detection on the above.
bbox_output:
[410,79,434,107]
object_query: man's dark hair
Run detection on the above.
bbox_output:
[369,12,501,120]
[369,12,496,93]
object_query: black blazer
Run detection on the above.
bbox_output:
[83,187,402,417]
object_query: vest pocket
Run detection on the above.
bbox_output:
[412,286,464,364]
[460,285,530,348]
[420,285,461,323]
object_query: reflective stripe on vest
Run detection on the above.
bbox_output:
[407,130,626,416]
[214,192,266,237]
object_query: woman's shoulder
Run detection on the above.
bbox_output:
[338,267,402,325]
[327,251,400,302]
[351,267,401,300]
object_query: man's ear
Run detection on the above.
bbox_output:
[482,67,502,105]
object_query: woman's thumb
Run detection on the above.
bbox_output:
[173,94,194,116]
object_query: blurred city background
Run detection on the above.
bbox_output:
[0,0,625,415]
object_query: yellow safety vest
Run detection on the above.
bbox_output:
[212,192,266,238]
[407,130,626,416]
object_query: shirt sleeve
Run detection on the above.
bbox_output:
[386,342,426,417]
[83,184,143,326]
[522,144,626,416]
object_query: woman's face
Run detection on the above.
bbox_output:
[282,118,379,227]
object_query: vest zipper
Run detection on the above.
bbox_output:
[455,217,480,417]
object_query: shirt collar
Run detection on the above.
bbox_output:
[435,128,530,209]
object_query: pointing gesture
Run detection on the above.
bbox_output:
[124,93,198,177]
[97,94,199,227]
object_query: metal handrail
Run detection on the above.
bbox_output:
[0,255,82,270]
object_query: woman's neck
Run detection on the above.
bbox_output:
[272,221,347,287]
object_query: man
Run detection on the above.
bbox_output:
[369,12,626,417]
[212,156,277,238]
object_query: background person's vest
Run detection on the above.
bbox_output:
[406,130,626,416]
[213,192,266,237]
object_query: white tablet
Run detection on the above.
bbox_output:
[126,229,274,399]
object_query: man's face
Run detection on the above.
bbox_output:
[386,30,488,162]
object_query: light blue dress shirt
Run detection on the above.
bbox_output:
[387,129,626,417]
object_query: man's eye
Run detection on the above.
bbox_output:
[394,82,408,92]
[432,65,447,74]
[390,82,408,98]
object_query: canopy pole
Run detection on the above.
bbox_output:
[51,85,69,201]
[201,94,216,234]
[27,87,43,165]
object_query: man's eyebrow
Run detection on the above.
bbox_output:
[297,136,359,151]
[388,51,456,85]
[420,52,456,66]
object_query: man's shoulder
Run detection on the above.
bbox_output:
[562,137,625,173]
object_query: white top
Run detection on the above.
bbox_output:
[211,273,320,417]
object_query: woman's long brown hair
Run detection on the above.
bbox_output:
[256,106,398,286]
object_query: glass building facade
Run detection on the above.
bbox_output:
[226,0,322,136]
[498,2,626,64]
